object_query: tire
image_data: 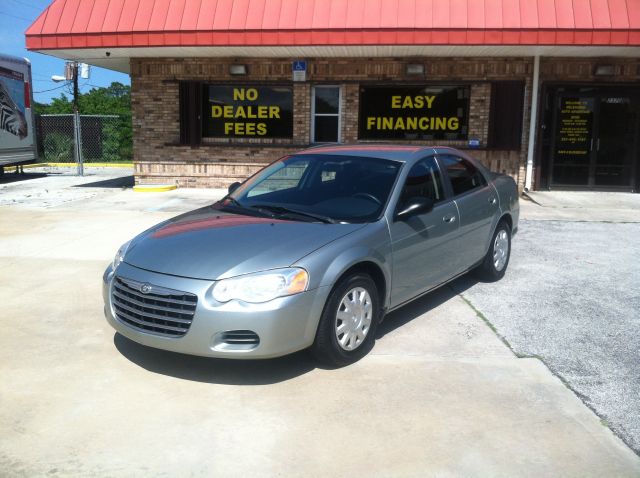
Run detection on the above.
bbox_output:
[311,273,380,367]
[475,221,511,282]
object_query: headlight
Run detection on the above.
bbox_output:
[212,268,309,304]
[112,240,131,270]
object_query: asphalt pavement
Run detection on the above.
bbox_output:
[454,193,640,454]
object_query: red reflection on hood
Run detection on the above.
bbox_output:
[152,215,288,238]
[300,145,422,154]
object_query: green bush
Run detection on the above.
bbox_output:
[43,132,73,162]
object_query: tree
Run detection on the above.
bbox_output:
[37,82,133,161]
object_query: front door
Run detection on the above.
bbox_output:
[550,93,639,189]
[389,156,459,308]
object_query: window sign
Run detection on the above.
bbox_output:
[202,85,293,138]
[359,85,469,140]
[555,97,594,161]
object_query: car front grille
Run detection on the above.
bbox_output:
[111,276,197,337]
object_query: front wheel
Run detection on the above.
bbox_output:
[476,221,511,282]
[311,273,380,367]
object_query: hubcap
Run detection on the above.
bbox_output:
[493,229,509,271]
[335,287,373,351]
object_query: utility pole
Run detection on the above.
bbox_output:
[52,61,84,176]
[72,61,83,176]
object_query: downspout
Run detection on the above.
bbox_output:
[524,55,540,191]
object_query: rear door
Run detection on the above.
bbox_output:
[388,156,460,308]
[438,154,499,271]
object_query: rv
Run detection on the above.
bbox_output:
[0,53,37,174]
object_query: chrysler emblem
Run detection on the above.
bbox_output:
[140,283,152,294]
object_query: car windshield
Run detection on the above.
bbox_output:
[217,154,402,223]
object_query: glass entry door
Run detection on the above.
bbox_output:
[595,96,636,187]
[551,96,595,186]
[550,92,638,189]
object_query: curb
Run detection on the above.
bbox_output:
[3,162,134,171]
[133,184,177,192]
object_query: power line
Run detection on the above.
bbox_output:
[7,0,42,10]
[33,83,68,94]
[0,11,33,22]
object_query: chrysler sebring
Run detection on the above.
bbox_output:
[103,145,519,366]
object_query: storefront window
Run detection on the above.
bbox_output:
[201,85,293,138]
[312,86,341,143]
[358,85,469,141]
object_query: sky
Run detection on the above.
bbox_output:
[0,0,130,104]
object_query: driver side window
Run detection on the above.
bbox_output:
[399,157,445,206]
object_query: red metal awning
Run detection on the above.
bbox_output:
[25,0,640,50]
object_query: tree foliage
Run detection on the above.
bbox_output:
[37,82,133,162]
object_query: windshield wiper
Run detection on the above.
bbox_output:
[250,204,337,224]
[215,197,273,218]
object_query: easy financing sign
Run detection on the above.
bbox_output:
[359,85,469,141]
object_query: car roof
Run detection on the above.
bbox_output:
[297,144,436,162]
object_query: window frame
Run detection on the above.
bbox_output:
[436,154,489,199]
[311,85,342,143]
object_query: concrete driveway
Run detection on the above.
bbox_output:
[1,169,639,476]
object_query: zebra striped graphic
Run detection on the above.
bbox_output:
[0,80,28,140]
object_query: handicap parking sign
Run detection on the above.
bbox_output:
[292,60,307,82]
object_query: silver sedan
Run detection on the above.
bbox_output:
[103,145,519,366]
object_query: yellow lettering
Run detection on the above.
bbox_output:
[269,106,280,119]
[424,96,435,108]
[391,96,401,108]
[246,88,258,101]
[257,123,267,135]
[419,117,429,130]
[448,117,459,130]
[394,117,405,130]
[258,106,268,119]
[367,117,376,130]
[224,123,234,135]
[406,117,417,129]
[235,106,246,119]
[413,96,424,108]
[223,106,234,118]
[234,123,245,135]
[434,117,447,129]
[382,117,394,129]
[402,96,413,108]
[233,88,245,101]
[212,105,222,118]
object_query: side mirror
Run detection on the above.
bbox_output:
[395,197,434,220]
[228,181,241,195]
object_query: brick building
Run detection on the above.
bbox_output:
[26,0,640,192]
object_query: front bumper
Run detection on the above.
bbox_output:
[103,262,331,359]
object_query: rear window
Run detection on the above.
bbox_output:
[439,154,486,196]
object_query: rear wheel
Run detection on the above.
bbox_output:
[311,273,380,367]
[476,221,511,282]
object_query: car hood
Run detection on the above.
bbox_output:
[124,207,366,280]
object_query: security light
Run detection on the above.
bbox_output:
[229,64,248,75]
[594,65,615,76]
[406,64,425,75]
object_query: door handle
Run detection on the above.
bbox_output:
[488,197,497,205]
[443,215,456,223]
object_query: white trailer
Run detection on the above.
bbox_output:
[0,53,37,174]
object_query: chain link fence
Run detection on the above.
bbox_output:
[36,114,133,164]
